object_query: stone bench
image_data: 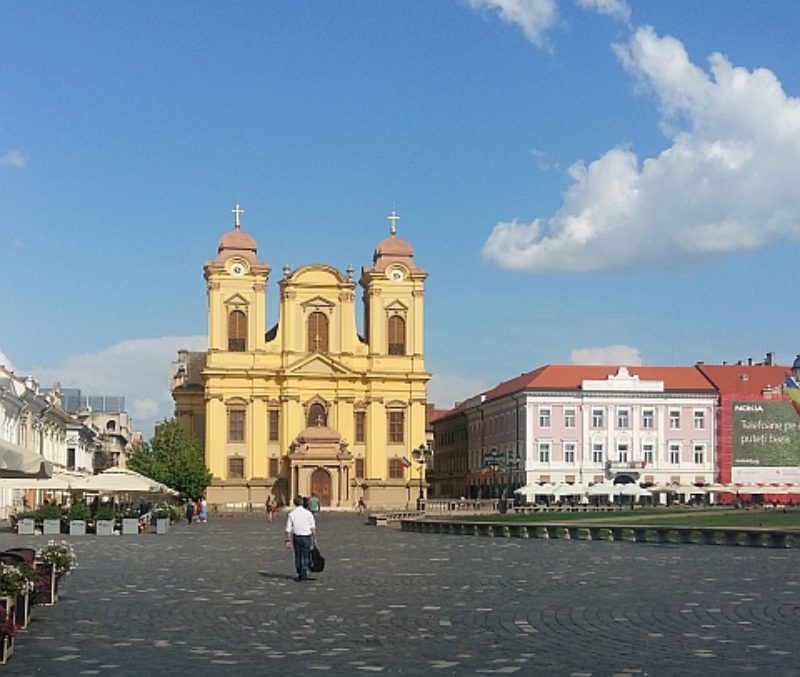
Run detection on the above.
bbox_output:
[398,520,800,548]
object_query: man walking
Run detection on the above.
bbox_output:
[285,495,317,581]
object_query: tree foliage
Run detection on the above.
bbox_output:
[129,419,210,500]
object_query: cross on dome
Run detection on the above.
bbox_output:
[231,203,245,229]
[387,209,399,236]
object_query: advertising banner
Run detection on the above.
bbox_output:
[731,400,800,483]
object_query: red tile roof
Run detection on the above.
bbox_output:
[484,364,715,402]
[695,363,788,395]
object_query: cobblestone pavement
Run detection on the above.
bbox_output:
[2,513,799,676]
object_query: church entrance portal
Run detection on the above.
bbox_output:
[311,468,332,506]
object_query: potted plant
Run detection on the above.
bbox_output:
[37,503,62,535]
[154,506,171,534]
[68,502,91,535]
[35,541,77,606]
[121,508,140,535]
[11,564,37,630]
[13,511,36,536]
[94,503,115,536]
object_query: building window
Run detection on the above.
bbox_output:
[355,457,365,478]
[669,410,681,430]
[538,442,551,463]
[694,410,705,430]
[387,315,406,355]
[355,411,366,443]
[564,408,576,428]
[564,442,576,464]
[618,443,629,463]
[592,443,604,464]
[228,408,245,442]
[388,410,404,444]
[388,458,405,479]
[642,409,654,429]
[67,447,76,470]
[643,443,654,465]
[307,311,329,352]
[592,409,604,428]
[539,408,551,428]
[669,443,681,464]
[617,409,629,429]
[307,403,327,427]
[269,409,279,441]
[268,457,279,477]
[228,310,247,352]
[106,420,116,432]
[693,444,705,464]
[228,457,244,479]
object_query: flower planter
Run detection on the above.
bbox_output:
[32,564,58,606]
[16,519,34,536]
[122,518,139,535]
[0,634,13,664]
[42,518,61,535]
[96,520,114,536]
[155,517,169,535]
[69,520,87,536]
[13,591,29,630]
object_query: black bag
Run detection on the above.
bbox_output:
[309,546,325,573]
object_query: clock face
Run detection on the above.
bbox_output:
[390,268,405,282]
[230,262,246,277]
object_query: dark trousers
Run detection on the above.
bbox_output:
[292,535,312,574]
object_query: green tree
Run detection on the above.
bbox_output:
[129,419,211,500]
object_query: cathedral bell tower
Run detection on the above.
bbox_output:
[203,204,270,353]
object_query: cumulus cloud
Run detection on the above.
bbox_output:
[0,150,25,168]
[428,372,497,410]
[571,344,642,365]
[0,349,17,372]
[468,0,558,48]
[24,335,207,438]
[576,0,630,24]
[483,25,800,272]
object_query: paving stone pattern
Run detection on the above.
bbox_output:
[2,514,799,676]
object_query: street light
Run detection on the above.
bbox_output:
[412,443,433,510]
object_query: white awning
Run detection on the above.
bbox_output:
[0,439,53,478]
[0,469,89,490]
[73,467,178,495]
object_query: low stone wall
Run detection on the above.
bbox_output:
[399,519,800,548]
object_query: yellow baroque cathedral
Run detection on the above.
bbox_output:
[171,208,430,510]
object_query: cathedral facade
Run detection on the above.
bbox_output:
[171,208,430,509]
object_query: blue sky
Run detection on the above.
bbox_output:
[2,1,799,436]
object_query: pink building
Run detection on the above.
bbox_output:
[432,364,718,498]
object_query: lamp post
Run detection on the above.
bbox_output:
[412,443,432,511]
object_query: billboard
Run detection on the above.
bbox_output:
[731,400,800,483]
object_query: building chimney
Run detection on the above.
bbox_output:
[765,352,775,366]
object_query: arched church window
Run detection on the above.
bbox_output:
[228,310,247,352]
[307,403,327,427]
[308,311,329,352]
[388,315,406,355]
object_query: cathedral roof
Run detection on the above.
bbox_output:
[366,210,424,274]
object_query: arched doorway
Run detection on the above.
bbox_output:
[310,468,332,507]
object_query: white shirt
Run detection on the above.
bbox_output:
[286,506,316,536]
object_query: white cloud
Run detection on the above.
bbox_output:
[0,150,25,168]
[24,335,207,438]
[468,0,558,48]
[0,349,17,372]
[570,344,642,365]
[575,0,630,24]
[428,372,496,410]
[483,25,800,272]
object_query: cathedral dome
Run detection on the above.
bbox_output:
[218,226,257,256]
[297,422,342,444]
[373,234,413,261]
